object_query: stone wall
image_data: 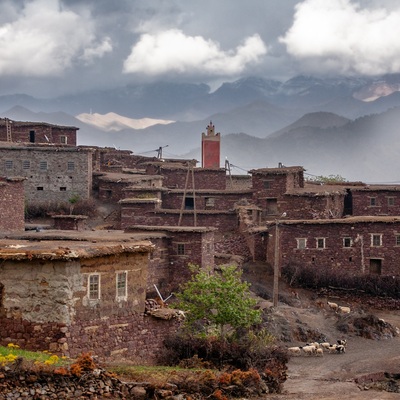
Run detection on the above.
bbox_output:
[146,165,227,190]
[0,251,178,361]
[161,190,253,211]
[352,189,400,216]
[273,220,400,276]
[0,120,77,145]
[0,177,25,232]
[0,145,93,202]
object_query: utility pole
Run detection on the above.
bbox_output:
[273,220,280,307]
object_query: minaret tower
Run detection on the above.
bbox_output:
[201,121,220,168]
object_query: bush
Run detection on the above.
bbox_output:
[282,263,400,299]
[25,199,98,219]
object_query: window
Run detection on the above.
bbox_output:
[39,161,48,171]
[370,197,377,206]
[396,235,400,246]
[296,238,307,249]
[37,187,44,191]
[263,180,272,189]
[177,243,185,255]
[5,160,13,170]
[205,197,215,209]
[316,238,325,249]
[184,197,194,210]
[116,271,127,299]
[388,197,395,207]
[371,234,382,247]
[60,135,67,144]
[67,161,75,171]
[60,187,66,191]
[22,160,30,170]
[88,274,100,300]
[343,237,352,248]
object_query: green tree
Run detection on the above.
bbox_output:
[175,264,261,338]
[308,174,347,183]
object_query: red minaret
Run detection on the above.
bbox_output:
[201,121,220,168]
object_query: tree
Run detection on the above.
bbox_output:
[308,174,347,183]
[175,264,261,338]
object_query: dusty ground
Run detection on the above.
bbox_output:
[242,262,400,400]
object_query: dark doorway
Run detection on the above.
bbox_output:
[266,198,278,215]
[184,196,194,210]
[29,130,35,143]
[369,259,382,275]
[343,189,353,216]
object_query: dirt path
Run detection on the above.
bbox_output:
[242,262,400,399]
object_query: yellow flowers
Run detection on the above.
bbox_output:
[0,353,18,366]
[7,343,20,349]
[44,355,59,365]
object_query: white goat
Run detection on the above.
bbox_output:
[316,348,324,357]
[327,301,339,311]
[301,345,316,356]
[288,346,301,356]
[320,342,331,350]
[338,306,351,314]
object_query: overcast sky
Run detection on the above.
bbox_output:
[1,0,400,97]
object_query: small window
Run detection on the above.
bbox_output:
[22,160,30,170]
[88,274,100,300]
[60,187,67,191]
[388,197,395,207]
[67,161,75,171]
[316,238,325,249]
[39,161,48,171]
[5,160,13,170]
[263,180,272,189]
[396,235,400,246]
[370,197,377,206]
[184,197,194,210]
[297,238,307,249]
[60,135,68,144]
[343,237,352,248]
[371,234,382,247]
[205,197,215,208]
[116,271,127,299]
[37,187,44,191]
[177,243,185,255]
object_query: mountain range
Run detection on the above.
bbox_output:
[2,74,400,182]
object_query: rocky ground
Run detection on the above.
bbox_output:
[242,261,400,399]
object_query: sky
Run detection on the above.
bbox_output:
[1,0,400,97]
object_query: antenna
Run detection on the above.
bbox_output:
[157,145,169,159]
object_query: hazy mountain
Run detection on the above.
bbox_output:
[2,74,400,123]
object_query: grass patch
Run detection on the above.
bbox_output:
[0,344,71,367]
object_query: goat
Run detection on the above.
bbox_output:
[338,306,350,314]
[320,342,331,350]
[337,339,347,347]
[301,345,316,356]
[316,348,324,357]
[327,301,339,311]
[288,346,301,356]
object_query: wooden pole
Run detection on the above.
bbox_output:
[273,221,280,307]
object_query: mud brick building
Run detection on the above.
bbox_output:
[265,217,400,276]
[0,118,78,145]
[0,230,177,361]
[0,143,93,202]
[0,176,25,232]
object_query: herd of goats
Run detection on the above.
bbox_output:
[288,339,348,357]
[287,301,350,357]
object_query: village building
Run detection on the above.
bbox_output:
[0,118,78,146]
[0,176,25,232]
[0,143,93,202]
[0,230,178,361]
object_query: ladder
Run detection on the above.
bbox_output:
[178,163,197,226]
[5,118,12,141]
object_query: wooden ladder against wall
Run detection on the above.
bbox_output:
[5,118,12,142]
[178,163,197,227]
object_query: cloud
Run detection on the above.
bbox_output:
[0,0,112,77]
[279,0,400,75]
[123,29,267,77]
